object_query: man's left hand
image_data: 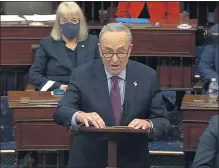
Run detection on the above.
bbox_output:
[128,119,152,129]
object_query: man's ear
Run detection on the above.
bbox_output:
[128,44,133,55]
[98,43,102,56]
[129,44,133,49]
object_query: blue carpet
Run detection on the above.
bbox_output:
[0,141,16,150]
[149,140,183,151]
[162,91,176,104]
[0,141,183,168]
[1,96,14,143]
[1,140,182,152]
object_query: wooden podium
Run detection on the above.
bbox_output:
[8,91,155,167]
[71,126,155,168]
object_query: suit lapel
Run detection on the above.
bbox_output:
[54,40,72,70]
[123,61,137,118]
[76,40,87,66]
[92,60,115,125]
[53,38,88,70]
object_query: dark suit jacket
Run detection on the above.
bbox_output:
[198,24,219,84]
[198,44,219,84]
[28,34,99,91]
[53,59,171,168]
[192,115,219,168]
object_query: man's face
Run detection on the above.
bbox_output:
[99,31,133,75]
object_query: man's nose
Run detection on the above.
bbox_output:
[111,54,119,62]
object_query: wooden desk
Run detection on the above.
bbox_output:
[181,95,218,166]
[1,22,197,65]
[1,22,197,89]
[7,91,69,152]
[181,95,218,152]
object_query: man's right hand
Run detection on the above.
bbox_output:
[76,112,106,128]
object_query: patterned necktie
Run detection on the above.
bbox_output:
[110,76,122,125]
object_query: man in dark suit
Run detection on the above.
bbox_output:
[198,24,219,85]
[54,22,171,168]
[192,115,219,168]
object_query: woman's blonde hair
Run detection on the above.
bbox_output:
[50,2,88,42]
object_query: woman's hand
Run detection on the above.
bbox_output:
[60,84,68,91]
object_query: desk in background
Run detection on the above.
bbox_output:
[181,94,218,166]
[7,91,68,168]
[0,22,197,64]
[1,21,197,91]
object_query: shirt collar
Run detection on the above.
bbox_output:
[104,68,126,80]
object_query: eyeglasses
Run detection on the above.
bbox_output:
[60,18,80,24]
[101,46,130,59]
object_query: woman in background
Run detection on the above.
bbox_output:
[28,1,99,91]
[116,1,180,24]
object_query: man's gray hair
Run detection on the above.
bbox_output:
[99,22,132,43]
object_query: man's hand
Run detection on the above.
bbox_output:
[128,119,152,129]
[76,112,106,128]
[60,84,68,91]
